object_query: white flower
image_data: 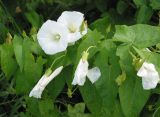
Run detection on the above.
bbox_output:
[72,59,89,86]
[57,11,87,44]
[137,62,160,90]
[29,66,63,98]
[72,57,101,86]
[37,20,69,55]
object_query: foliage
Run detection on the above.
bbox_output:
[1,0,160,117]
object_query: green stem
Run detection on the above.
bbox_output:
[72,86,79,94]
[50,54,66,69]
[153,106,160,117]
[86,46,96,53]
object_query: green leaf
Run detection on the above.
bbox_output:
[66,45,78,65]
[47,67,66,100]
[145,52,160,72]
[13,35,24,71]
[153,105,160,117]
[0,23,8,43]
[19,112,30,117]
[15,56,45,94]
[25,10,43,28]
[25,97,41,117]
[79,80,102,116]
[94,40,121,115]
[68,103,85,113]
[30,39,44,55]
[113,25,135,43]
[133,0,147,7]
[76,29,103,62]
[113,24,160,48]
[63,65,74,88]
[119,76,150,117]
[39,98,60,117]
[150,0,160,10]
[94,0,107,12]
[136,5,153,24]
[117,45,150,117]
[23,36,44,55]
[68,103,91,117]
[25,97,60,117]
[112,100,125,117]
[1,43,18,79]
[15,38,46,94]
[90,16,112,38]
[117,0,128,15]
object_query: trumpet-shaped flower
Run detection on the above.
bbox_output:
[29,66,63,98]
[57,11,87,44]
[72,59,89,86]
[37,20,69,55]
[137,62,160,90]
[72,52,101,86]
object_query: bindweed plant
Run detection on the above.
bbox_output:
[2,0,160,117]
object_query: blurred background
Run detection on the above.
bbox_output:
[0,0,159,41]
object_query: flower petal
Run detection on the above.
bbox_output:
[137,62,160,90]
[29,75,46,98]
[57,11,84,30]
[87,67,101,83]
[137,62,159,78]
[142,76,159,90]
[57,11,87,43]
[67,32,82,43]
[29,66,63,98]
[37,20,68,55]
[72,59,88,86]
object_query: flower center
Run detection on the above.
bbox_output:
[54,34,61,40]
[68,24,77,33]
